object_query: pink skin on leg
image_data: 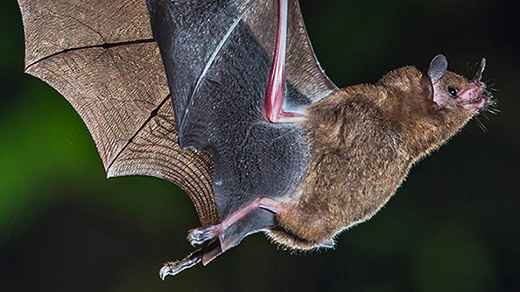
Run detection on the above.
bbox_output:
[187,196,336,249]
[264,0,307,124]
[187,196,289,247]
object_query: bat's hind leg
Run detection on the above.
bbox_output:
[188,197,288,247]
[163,197,286,279]
[264,0,307,124]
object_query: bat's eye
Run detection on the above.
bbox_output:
[446,86,458,98]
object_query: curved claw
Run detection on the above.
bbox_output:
[187,225,221,247]
[159,250,203,280]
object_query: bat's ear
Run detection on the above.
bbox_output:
[421,54,448,98]
[427,54,448,83]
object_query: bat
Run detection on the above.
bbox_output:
[17,0,494,279]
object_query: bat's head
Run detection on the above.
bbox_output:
[391,54,498,155]
[423,54,494,119]
[376,54,496,156]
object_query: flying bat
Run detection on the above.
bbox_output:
[17,0,493,279]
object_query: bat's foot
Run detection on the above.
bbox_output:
[159,249,203,280]
[187,225,221,246]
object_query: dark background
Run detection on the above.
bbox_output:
[1,0,519,291]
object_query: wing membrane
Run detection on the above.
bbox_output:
[18,0,219,226]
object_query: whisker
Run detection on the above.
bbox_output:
[486,100,500,114]
[486,108,499,115]
[482,97,499,117]
[475,116,488,132]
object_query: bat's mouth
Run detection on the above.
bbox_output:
[461,58,492,111]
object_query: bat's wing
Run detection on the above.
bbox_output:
[147,0,340,253]
[17,0,220,226]
[148,0,338,146]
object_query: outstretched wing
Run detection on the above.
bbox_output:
[17,0,220,226]
[147,0,339,249]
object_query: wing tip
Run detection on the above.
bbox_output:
[106,166,120,179]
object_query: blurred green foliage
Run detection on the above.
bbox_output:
[1,0,519,291]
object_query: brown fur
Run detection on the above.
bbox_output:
[267,66,480,249]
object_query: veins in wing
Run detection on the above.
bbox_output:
[25,39,156,71]
[26,6,155,70]
[44,5,108,43]
[107,94,171,171]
